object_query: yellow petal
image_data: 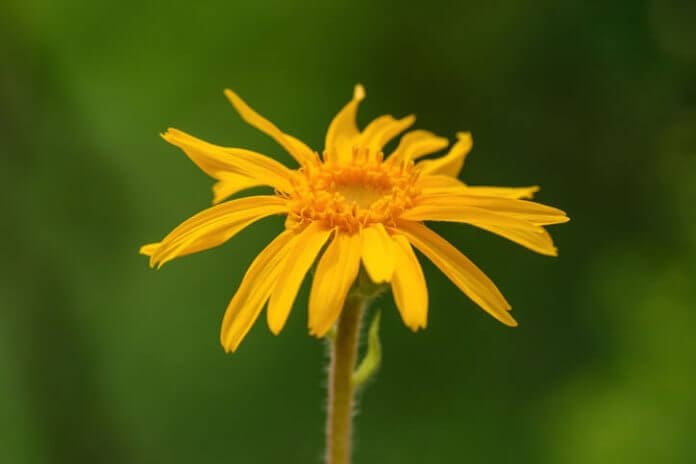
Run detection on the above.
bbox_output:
[267,223,332,334]
[389,130,450,163]
[356,115,396,147]
[390,235,428,330]
[285,133,318,164]
[473,221,557,256]
[162,128,294,192]
[463,186,540,199]
[415,174,466,191]
[308,232,362,337]
[212,172,264,204]
[148,196,287,268]
[396,221,517,326]
[417,175,539,199]
[415,192,569,225]
[360,114,416,156]
[324,84,366,160]
[416,132,472,177]
[401,205,558,256]
[224,89,317,166]
[360,223,396,283]
[220,230,297,352]
[139,243,159,256]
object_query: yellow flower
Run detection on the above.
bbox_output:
[141,85,569,352]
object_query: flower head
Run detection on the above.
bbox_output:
[141,85,569,352]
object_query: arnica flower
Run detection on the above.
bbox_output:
[141,85,569,353]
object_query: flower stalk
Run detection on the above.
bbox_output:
[141,84,568,463]
[325,294,365,464]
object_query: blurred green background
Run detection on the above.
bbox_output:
[2,1,695,462]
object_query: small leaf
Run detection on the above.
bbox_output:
[352,310,382,389]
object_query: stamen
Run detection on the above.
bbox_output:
[287,146,420,233]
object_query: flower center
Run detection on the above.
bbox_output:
[333,183,385,210]
[285,149,420,233]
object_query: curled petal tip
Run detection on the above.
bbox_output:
[224,89,245,109]
[403,114,417,125]
[354,84,366,100]
[139,243,159,256]
[220,333,240,354]
[502,312,518,327]
[160,128,180,143]
[268,320,284,336]
[408,319,428,331]
[456,131,473,143]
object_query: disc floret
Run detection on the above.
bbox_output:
[286,147,421,233]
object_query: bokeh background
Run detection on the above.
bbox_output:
[2,1,695,463]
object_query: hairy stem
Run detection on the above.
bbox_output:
[325,295,365,464]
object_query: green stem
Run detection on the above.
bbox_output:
[325,295,365,464]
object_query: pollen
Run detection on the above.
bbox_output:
[285,147,420,234]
